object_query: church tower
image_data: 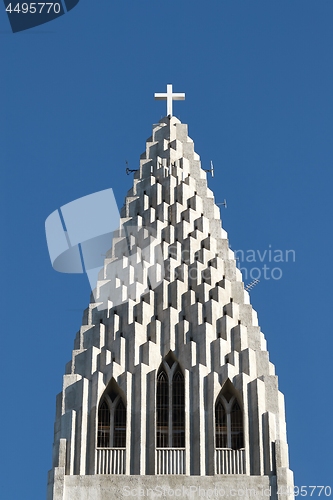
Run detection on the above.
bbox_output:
[47,86,294,499]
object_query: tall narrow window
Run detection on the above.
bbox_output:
[215,400,227,448]
[157,370,169,447]
[156,357,185,448]
[215,386,244,450]
[97,381,126,449]
[172,370,185,447]
[98,400,110,448]
[114,399,126,448]
[96,384,127,475]
[230,400,244,450]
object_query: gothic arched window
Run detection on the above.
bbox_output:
[215,400,227,448]
[114,399,126,448]
[172,370,185,447]
[98,400,111,448]
[156,357,185,448]
[156,370,169,447]
[215,388,244,450]
[97,394,126,448]
[230,400,244,450]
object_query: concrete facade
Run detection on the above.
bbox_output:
[47,116,294,499]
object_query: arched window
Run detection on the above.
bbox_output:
[157,370,169,447]
[156,356,185,448]
[114,399,126,448]
[172,370,185,447]
[98,400,111,448]
[215,400,227,448]
[215,386,244,450]
[97,391,126,448]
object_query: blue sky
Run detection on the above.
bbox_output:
[1,1,332,498]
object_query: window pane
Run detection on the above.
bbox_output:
[97,400,110,448]
[114,399,126,448]
[230,401,244,449]
[172,371,185,447]
[157,371,169,447]
[215,400,227,448]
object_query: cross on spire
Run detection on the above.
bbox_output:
[154,84,185,117]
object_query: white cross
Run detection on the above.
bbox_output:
[154,84,185,117]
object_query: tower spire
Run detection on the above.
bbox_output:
[47,98,294,500]
[154,84,185,116]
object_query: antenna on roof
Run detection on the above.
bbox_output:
[217,199,227,208]
[125,161,138,175]
[204,160,214,177]
[244,279,260,292]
